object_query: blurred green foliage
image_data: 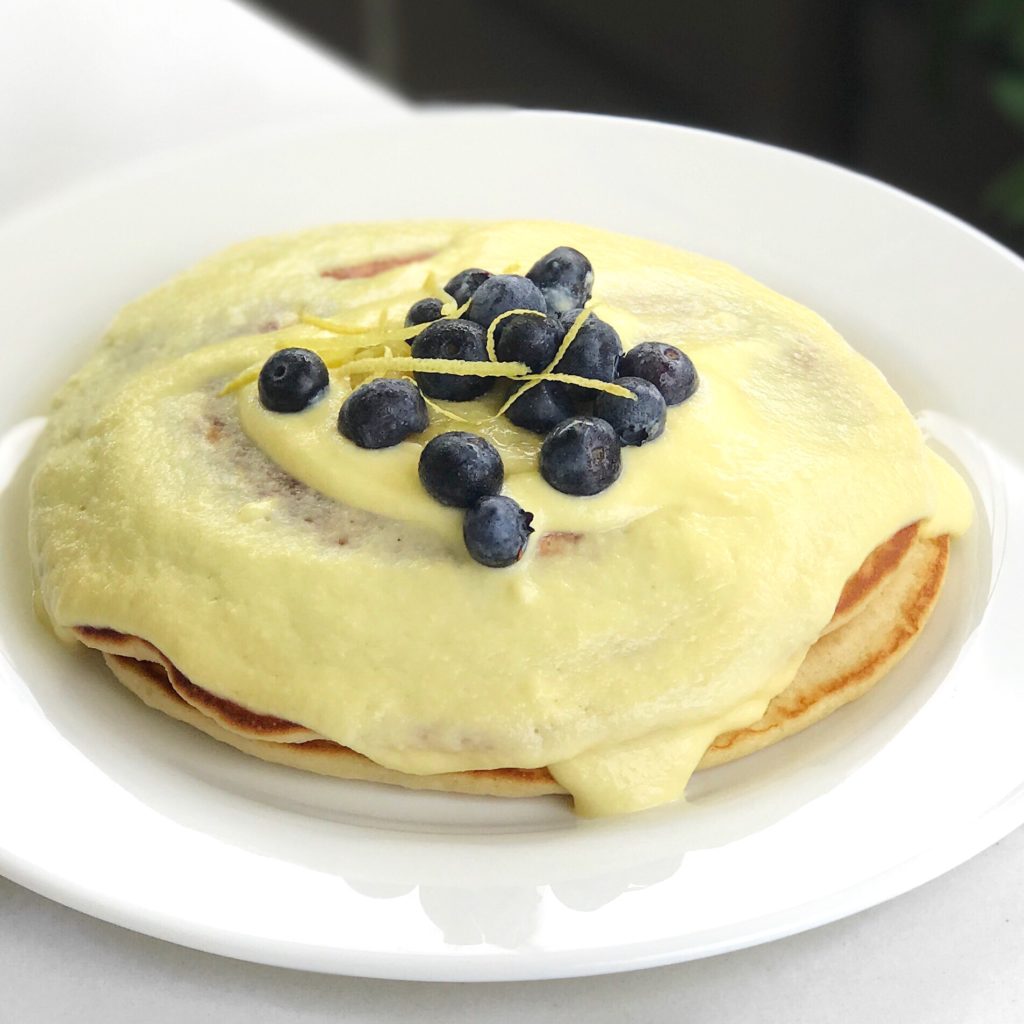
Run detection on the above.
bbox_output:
[968,0,1024,225]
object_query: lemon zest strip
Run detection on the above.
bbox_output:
[222,303,479,395]
[439,297,472,319]
[218,337,374,396]
[299,313,424,344]
[335,356,530,379]
[494,307,592,417]
[220,306,631,402]
[298,313,372,336]
[421,394,472,423]
[300,298,470,340]
[219,367,261,396]
[519,374,634,398]
[485,308,546,363]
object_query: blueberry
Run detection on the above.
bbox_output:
[411,318,493,401]
[258,348,330,413]
[338,378,428,449]
[505,380,575,434]
[445,268,492,306]
[405,297,444,328]
[418,431,504,508]
[493,313,564,372]
[464,274,546,329]
[555,310,622,389]
[462,495,534,568]
[526,247,594,314]
[594,377,666,446]
[540,417,622,496]
[619,342,698,406]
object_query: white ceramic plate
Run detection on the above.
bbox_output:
[1,110,1022,981]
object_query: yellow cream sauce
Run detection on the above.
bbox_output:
[29,221,973,815]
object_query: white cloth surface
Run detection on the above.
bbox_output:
[4,832,1024,1023]
[1,1,1021,1020]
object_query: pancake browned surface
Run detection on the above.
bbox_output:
[75,528,948,800]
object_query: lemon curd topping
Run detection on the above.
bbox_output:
[30,220,973,815]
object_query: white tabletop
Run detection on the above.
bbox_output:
[2,2,1021,1019]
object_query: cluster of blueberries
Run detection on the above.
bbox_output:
[256,246,698,567]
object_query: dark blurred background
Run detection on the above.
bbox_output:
[256,0,1024,252]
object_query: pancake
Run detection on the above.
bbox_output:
[700,532,948,767]
[71,528,947,798]
[30,220,973,815]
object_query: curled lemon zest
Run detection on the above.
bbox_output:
[485,308,546,363]
[494,307,592,417]
[304,336,386,363]
[220,304,632,405]
[439,296,471,319]
[223,301,480,396]
[424,275,470,316]
[547,307,589,371]
[218,336,381,396]
[421,394,472,423]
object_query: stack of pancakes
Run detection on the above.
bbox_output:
[30,220,969,815]
[75,523,947,798]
